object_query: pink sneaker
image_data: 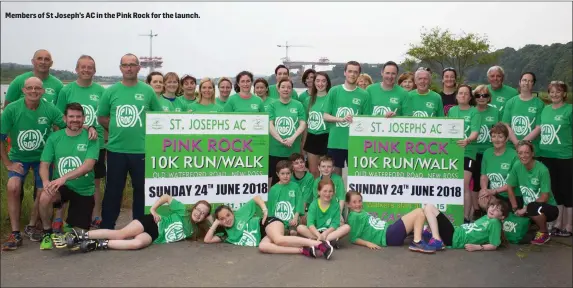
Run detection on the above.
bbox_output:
[530,232,550,245]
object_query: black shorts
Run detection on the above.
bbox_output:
[327,148,348,169]
[496,194,524,209]
[269,156,289,185]
[94,149,107,179]
[526,202,559,222]
[304,133,329,156]
[136,214,159,241]
[464,157,477,174]
[436,213,455,247]
[539,157,573,207]
[55,185,95,230]
[260,216,282,239]
[471,153,484,192]
[385,219,408,246]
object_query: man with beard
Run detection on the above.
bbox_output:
[38,103,100,249]
[268,64,299,101]
[323,61,370,177]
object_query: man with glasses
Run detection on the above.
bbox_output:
[402,67,444,118]
[97,53,163,230]
[174,74,197,111]
[486,66,518,112]
[1,77,75,250]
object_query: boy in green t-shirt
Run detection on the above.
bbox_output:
[266,160,305,235]
[310,156,346,224]
[288,153,316,223]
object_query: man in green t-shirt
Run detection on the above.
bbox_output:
[55,55,107,231]
[268,65,299,101]
[402,68,444,118]
[366,61,408,117]
[38,103,100,250]
[486,66,518,112]
[97,54,163,230]
[323,61,370,176]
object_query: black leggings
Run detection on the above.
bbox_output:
[539,157,573,207]
[436,213,455,246]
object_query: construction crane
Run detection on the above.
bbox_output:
[139,30,159,71]
[277,41,311,63]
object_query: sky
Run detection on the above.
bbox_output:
[1,2,572,78]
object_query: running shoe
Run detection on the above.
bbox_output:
[317,240,334,260]
[80,239,107,253]
[422,228,433,242]
[40,233,53,250]
[408,240,436,254]
[531,232,550,245]
[65,228,89,248]
[301,246,317,258]
[24,225,43,242]
[2,233,23,251]
[427,238,445,251]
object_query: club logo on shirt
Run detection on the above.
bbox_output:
[487,173,507,189]
[335,107,354,127]
[288,190,296,198]
[554,115,563,121]
[57,156,85,178]
[236,220,246,230]
[250,104,259,110]
[477,125,490,143]
[17,129,47,151]
[352,98,361,105]
[503,221,517,233]
[76,144,87,151]
[307,111,325,131]
[425,102,435,109]
[82,105,97,126]
[37,117,48,125]
[372,106,392,116]
[463,116,471,122]
[45,88,55,95]
[486,116,495,122]
[115,105,144,128]
[389,98,398,104]
[275,201,294,221]
[540,124,561,145]
[496,97,505,103]
[461,223,483,234]
[275,117,295,136]
[164,221,185,243]
[520,186,539,205]
[368,215,387,230]
[501,163,510,170]
[289,108,297,114]
[174,108,182,112]
[134,94,145,101]
[530,178,539,185]
[528,107,537,113]
[412,111,430,118]
[511,116,532,136]
[233,222,258,247]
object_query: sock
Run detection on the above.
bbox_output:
[12,231,21,237]
[54,218,62,222]
[43,229,53,235]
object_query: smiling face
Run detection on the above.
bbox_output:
[191,203,210,223]
[149,75,164,95]
[200,80,215,100]
[318,160,333,176]
[254,82,268,97]
[305,72,315,88]
[400,78,414,91]
[164,75,179,94]
[442,70,456,89]
[517,144,534,165]
[279,80,293,100]
[218,80,232,97]
[64,108,85,132]
[491,132,507,149]
[291,158,306,173]
[488,69,504,90]
[318,183,334,202]
[32,50,53,74]
[22,77,44,102]
[382,65,398,87]
[415,70,430,92]
[347,193,363,212]
[344,64,360,85]
[75,57,96,81]
[216,207,235,228]
[487,203,504,220]
[315,74,328,93]
[549,86,566,105]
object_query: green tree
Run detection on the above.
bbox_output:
[406,27,498,83]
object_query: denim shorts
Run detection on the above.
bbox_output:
[6,161,51,188]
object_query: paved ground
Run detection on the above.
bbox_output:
[1,208,572,287]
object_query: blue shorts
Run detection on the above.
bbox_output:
[7,161,51,189]
[327,148,348,169]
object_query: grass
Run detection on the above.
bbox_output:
[0,164,134,239]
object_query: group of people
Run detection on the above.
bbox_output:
[1,49,571,260]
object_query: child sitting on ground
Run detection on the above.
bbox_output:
[289,153,316,225]
[310,155,346,224]
[267,160,305,235]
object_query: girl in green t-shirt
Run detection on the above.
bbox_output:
[204,195,334,260]
[296,178,350,250]
[58,195,213,252]
[344,191,436,254]
[422,199,510,251]
[187,78,223,113]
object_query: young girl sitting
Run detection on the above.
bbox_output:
[422,199,509,251]
[204,195,334,260]
[344,191,436,254]
[296,178,350,251]
[59,195,212,252]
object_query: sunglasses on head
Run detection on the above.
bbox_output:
[474,93,490,99]
[550,80,565,84]
[443,67,456,72]
[417,67,431,72]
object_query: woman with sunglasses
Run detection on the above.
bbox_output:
[57,195,213,252]
[502,72,545,153]
[506,140,559,245]
[440,67,457,116]
[447,84,481,223]
[538,81,572,237]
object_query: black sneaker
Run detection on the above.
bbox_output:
[65,228,88,248]
[330,239,341,249]
[301,246,317,258]
[318,240,334,260]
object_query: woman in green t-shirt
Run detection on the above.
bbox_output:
[422,199,509,251]
[447,85,481,224]
[145,71,164,97]
[538,81,572,237]
[204,195,334,260]
[187,78,223,113]
[222,71,265,113]
[253,78,275,112]
[57,195,213,252]
[344,191,436,254]
[507,140,559,245]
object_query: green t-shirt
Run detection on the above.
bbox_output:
[96,81,163,154]
[323,85,370,150]
[450,215,502,249]
[268,84,299,101]
[267,181,304,228]
[347,210,388,247]
[215,97,227,107]
[174,96,196,112]
[366,83,407,116]
[154,199,193,244]
[311,174,345,203]
[403,90,445,118]
[539,103,572,159]
[40,129,99,195]
[480,147,518,198]
[506,160,557,206]
[222,94,265,113]
[56,81,106,149]
[502,96,545,152]
[502,213,530,244]
[448,106,481,160]
[222,199,263,247]
[188,102,223,113]
[475,106,502,154]
[158,96,177,112]
[261,97,276,112]
[291,171,315,214]
[5,71,63,104]
[268,99,307,157]
[298,90,310,104]
[487,84,518,112]
[303,95,329,135]
[1,98,66,162]
[306,198,341,232]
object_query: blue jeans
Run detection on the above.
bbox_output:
[100,151,145,229]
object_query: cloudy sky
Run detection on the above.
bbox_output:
[1,2,571,78]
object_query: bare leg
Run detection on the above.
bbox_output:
[87,220,145,240]
[463,171,472,220]
[471,191,480,211]
[478,190,491,211]
[399,208,425,242]
[531,214,549,233]
[266,222,322,248]
[423,204,443,241]
[92,178,102,220]
[39,191,58,230]
[28,188,42,227]
[107,233,152,250]
[7,177,22,231]
[306,152,320,178]
[54,202,66,222]
[296,225,316,239]
[553,205,564,229]
[325,224,350,241]
[258,236,302,254]
[565,207,573,232]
